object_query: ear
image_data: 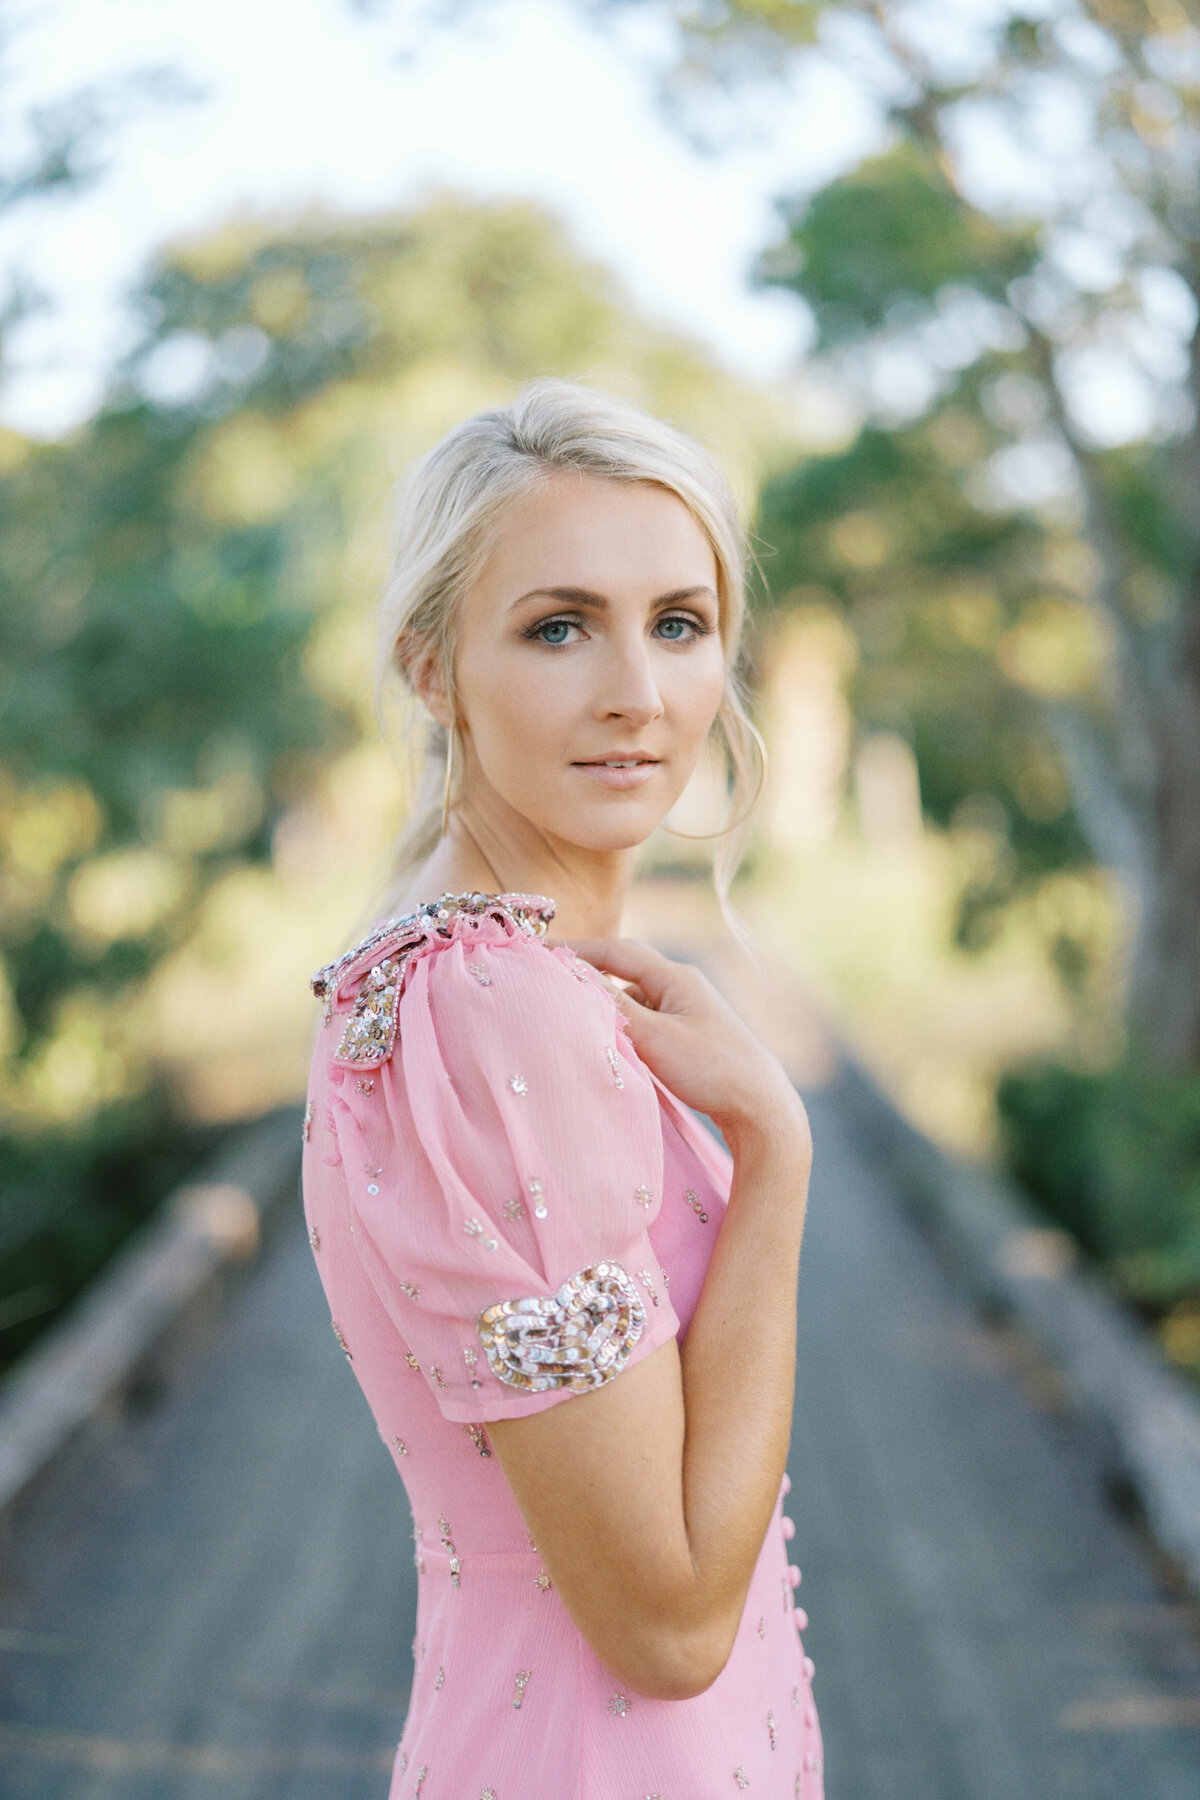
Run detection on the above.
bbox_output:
[395,629,453,731]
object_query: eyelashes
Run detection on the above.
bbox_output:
[522,613,715,646]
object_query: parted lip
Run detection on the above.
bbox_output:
[572,752,661,763]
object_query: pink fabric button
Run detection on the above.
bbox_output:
[803,1655,816,1678]
[793,1607,809,1629]
[787,1564,801,1587]
[804,1705,817,1727]
[793,1610,804,1630]
[780,1472,791,1494]
[781,1516,796,1540]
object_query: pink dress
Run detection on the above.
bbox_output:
[302,890,825,1800]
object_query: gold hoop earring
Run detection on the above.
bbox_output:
[441,720,456,838]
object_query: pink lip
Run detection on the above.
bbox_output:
[572,760,660,790]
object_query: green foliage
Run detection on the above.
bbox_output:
[997,1043,1200,1315]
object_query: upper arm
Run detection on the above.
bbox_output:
[330,928,719,1692]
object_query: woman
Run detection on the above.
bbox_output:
[302,378,821,1797]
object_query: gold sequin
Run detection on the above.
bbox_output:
[791,1685,800,1708]
[337,959,402,1064]
[634,1183,653,1208]
[482,1790,497,1800]
[462,1422,491,1457]
[308,1223,320,1252]
[405,1350,420,1371]
[509,1073,529,1096]
[331,1319,351,1360]
[302,1100,314,1142]
[608,1692,631,1716]
[684,1185,709,1223]
[438,1512,462,1587]
[604,1045,625,1088]
[463,1217,499,1251]
[512,1668,532,1710]
[477,1262,646,1394]
[413,1525,425,1576]
[534,1568,552,1593]
[392,1436,408,1456]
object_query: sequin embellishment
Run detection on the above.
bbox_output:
[413,1525,424,1574]
[638,1268,660,1307]
[392,1436,408,1456]
[355,1076,376,1095]
[434,1665,445,1690]
[462,1422,491,1456]
[634,1184,654,1208]
[302,1100,314,1142]
[768,1708,777,1750]
[608,1692,631,1716]
[429,1365,446,1389]
[331,1320,351,1359]
[534,1568,552,1593]
[684,1185,709,1223]
[509,1073,528,1096]
[463,1346,483,1389]
[504,1195,527,1221]
[438,1513,461,1587]
[308,1223,320,1252]
[467,960,492,985]
[463,1216,499,1251]
[405,1350,420,1371]
[734,1770,750,1790]
[605,1045,625,1088]
[528,1175,547,1219]
[398,1279,420,1299]
[477,1261,646,1394]
[512,1668,532,1710]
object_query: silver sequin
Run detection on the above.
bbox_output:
[605,1045,625,1088]
[608,1692,631,1716]
[528,1175,547,1219]
[463,1217,499,1251]
[512,1668,532,1710]
[477,1262,646,1394]
[509,1073,529,1096]
[634,1183,653,1208]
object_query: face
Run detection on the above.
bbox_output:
[426,468,727,855]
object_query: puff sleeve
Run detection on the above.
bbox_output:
[327,924,682,1423]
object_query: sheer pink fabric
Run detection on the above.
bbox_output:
[302,896,825,1798]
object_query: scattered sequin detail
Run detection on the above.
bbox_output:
[638,1268,660,1307]
[768,1709,777,1750]
[509,1073,529,1096]
[405,1350,420,1371]
[462,1422,491,1457]
[504,1195,527,1222]
[434,1665,445,1690]
[607,1692,631,1717]
[308,1223,320,1252]
[302,1100,314,1142]
[413,1765,428,1795]
[481,1790,496,1800]
[734,1770,750,1791]
[534,1568,552,1593]
[757,1616,766,1639]
[429,1365,446,1389]
[684,1185,709,1223]
[331,1320,351,1360]
[528,1175,547,1219]
[413,1525,424,1575]
[634,1184,654,1208]
[512,1668,532,1710]
[463,1216,500,1251]
[355,1076,376,1095]
[604,1045,625,1088]
[438,1513,462,1587]
[477,1262,646,1394]
[392,1436,408,1456]
[399,1752,407,1774]
[463,1346,483,1389]
[467,960,492,985]
[399,1279,421,1299]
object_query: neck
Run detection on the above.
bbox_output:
[398,811,634,940]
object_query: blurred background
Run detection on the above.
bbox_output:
[2,0,1200,1792]
[3,0,1198,1386]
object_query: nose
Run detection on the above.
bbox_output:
[594,631,665,727]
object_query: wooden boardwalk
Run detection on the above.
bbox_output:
[2,991,1200,1795]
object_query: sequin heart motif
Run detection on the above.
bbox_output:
[476,1261,646,1394]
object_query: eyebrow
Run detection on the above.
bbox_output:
[510,584,718,612]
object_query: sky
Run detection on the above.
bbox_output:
[0,0,883,440]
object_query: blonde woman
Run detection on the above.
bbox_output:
[302,379,821,1797]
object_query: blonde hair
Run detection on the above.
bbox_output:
[371,377,767,956]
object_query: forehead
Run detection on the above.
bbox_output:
[474,469,718,598]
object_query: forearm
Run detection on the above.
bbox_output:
[675,1098,811,1658]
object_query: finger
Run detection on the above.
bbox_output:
[559,936,675,1007]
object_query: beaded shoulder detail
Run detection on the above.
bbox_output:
[309,890,557,1069]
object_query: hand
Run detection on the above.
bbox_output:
[559,935,812,1155]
